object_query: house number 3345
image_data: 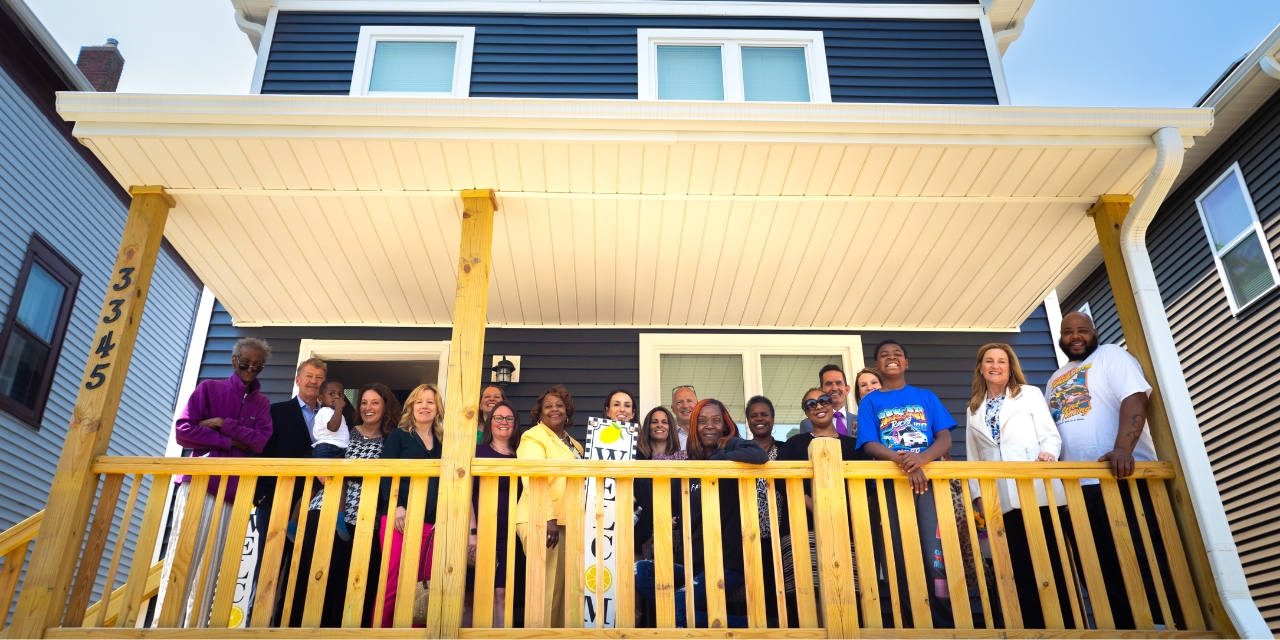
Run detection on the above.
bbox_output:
[84,267,133,390]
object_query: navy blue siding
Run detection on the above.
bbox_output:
[198,302,1055,459]
[263,12,998,104]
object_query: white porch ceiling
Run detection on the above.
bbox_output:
[57,94,1212,330]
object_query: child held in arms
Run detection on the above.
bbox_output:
[294,379,351,541]
[856,340,957,629]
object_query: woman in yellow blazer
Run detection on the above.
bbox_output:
[515,384,584,628]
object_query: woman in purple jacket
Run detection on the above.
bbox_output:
[153,337,274,628]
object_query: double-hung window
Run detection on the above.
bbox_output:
[0,235,81,427]
[350,26,476,97]
[1194,163,1280,313]
[637,30,831,103]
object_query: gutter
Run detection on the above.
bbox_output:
[1121,127,1271,638]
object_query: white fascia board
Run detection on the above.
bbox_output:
[1199,22,1280,110]
[275,0,983,19]
[56,93,1214,139]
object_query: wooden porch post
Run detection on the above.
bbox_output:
[809,439,860,638]
[1088,195,1233,634]
[427,189,496,638]
[10,186,174,638]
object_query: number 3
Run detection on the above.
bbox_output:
[113,267,134,292]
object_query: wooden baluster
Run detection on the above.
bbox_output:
[523,476,549,628]
[157,475,210,628]
[302,474,345,626]
[371,476,400,628]
[1128,479,1174,629]
[342,475,380,628]
[209,476,258,629]
[846,478,880,628]
[564,477,586,628]
[117,474,171,628]
[65,473,126,627]
[931,479,972,630]
[592,477,605,629]
[472,476,499,628]
[1044,480,1084,629]
[700,477,727,629]
[875,479,902,629]
[1062,480,1114,629]
[503,475,518,629]
[0,540,29,626]
[978,478,1020,630]
[1099,478,1154,630]
[765,479,788,629]
[737,476,766,629]
[680,478,696,628]
[92,475,142,627]
[1146,480,1204,630]
[1014,478,1062,629]
[189,476,229,628]
[280,475,314,628]
[785,478,818,628]
[959,480,992,630]
[250,476,296,628]
[809,439,858,638]
[392,476,428,628]
[614,477,636,629]
[651,477,676,629]
[891,479,931,630]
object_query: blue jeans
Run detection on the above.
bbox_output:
[313,442,346,458]
[635,560,748,628]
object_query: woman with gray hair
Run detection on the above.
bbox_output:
[154,337,274,627]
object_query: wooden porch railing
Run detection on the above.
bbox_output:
[6,445,1217,639]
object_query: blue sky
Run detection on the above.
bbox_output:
[24,0,1280,106]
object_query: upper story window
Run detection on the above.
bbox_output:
[637,29,831,103]
[0,235,81,428]
[350,26,476,97]
[1194,163,1280,313]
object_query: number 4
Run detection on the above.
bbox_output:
[96,331,116,358]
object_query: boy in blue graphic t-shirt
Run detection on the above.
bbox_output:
[856,340,957,629]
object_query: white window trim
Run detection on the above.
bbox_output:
[638,333,862,415]
[1193,162,1280,314]
[349,25,475,97]
[637,29,831,103]
[294,339,452,400]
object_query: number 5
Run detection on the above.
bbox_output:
[85,363,110,390]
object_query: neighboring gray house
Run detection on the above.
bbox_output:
[1061,24,1280,633]
[0,0,203,608]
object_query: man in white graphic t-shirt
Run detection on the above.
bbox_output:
[1047,311,1173,629]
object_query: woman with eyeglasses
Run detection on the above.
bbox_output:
[463,401,523,628]
[777,388,867,614]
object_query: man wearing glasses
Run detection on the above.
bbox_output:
[671,385,698,450]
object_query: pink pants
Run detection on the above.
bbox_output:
[378,515,434,628]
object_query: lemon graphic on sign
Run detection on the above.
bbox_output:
[599,425,622,444]
[228,606,244,628]
[584,565,613,594]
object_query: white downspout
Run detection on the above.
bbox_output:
[1122,127,1271,638]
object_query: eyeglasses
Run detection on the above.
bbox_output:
[491,415,516,424]
[234,359,266,372]
[671,385,696,395]
[802,395,833,412]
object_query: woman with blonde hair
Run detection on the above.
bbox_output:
[965,343,1066,628]
[377,383,444,627]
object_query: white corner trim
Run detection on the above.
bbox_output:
[249,7,279,94]
[349,26,476,97]
[293,339,452,400]
[166,286,217,458]
[978,15,1011,105]
[1042,289,1067,367]
[637,333,863,419]
[637,29,831,103]
[276,0,985,20]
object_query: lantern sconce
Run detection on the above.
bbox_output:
[490,355,520,386]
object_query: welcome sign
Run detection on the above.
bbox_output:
[582,417,638,628]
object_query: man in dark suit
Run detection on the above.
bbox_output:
[251,357,326,620]
[799,364,855,436]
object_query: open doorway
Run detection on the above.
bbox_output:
[294,340,451,418]
[325,359,439,407]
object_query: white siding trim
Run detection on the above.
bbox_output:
[1193,162,1280,314]
[1043,289,1068,367]
[349,26,476,98]
[275,0,985,20]
[249,8,279,95]
[636,29,831,103]
[977,14,1011,105]
[165,286,216,458]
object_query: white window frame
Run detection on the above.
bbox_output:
[636,29,831,103]
[349,25,475,97]
[1193,162,1280,314]
[294,339,452,400]
[638,334,862,414]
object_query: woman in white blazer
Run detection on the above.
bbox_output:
[965,343,1071,629]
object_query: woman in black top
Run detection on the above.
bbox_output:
[376,383,444,627]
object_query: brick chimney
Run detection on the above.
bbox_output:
[76,38,125,92]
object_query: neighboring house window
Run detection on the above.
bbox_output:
[1194,163,1280,313]
[0,235,81,427]
[350,26,476,97]
[637,29,831,103]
